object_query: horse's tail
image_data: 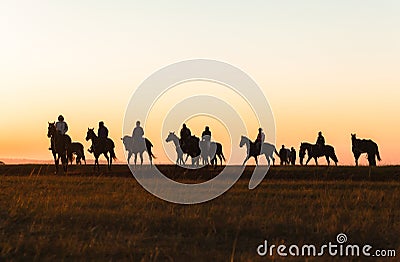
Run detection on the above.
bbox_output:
[330,147,339,163]
[376,144,381,161]
[110,148,117,161]
[274,148,279,156]
[221,152,226,162]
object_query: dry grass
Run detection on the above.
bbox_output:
[0,165,399,261]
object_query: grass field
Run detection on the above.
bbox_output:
[0,165,399,261]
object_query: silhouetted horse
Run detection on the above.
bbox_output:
[122,135,155,166]
[67,142,86,165]
[166,132,185,165]
[180,135,201,166]
[240,136,278,166]
[210,142,226,167]
[47,122,71,173]
[198,140,226,167]
[299,142,338,166]
[86,128,116,171]
[351,134,381,166]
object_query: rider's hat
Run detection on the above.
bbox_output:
[259,127,263,131]
[58,115,64,121]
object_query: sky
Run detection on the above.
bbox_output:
[0,1,399,165]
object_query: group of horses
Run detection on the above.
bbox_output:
[48,121,381,173]
[47,122,116,173]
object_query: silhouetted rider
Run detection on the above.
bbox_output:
[180,124,191,140]
[50,115,68,150]
[56,115,68,135]
[89,121,109,153]
[201,126,211,142]
[254,128,265,154]
[316,131,325,147]
[98,121,109,149]
[132,120,145,151]
[180,123,191,149]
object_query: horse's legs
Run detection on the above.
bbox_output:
[265,155,271,166]
[305,156,312,166]
[353,152,361,166]
[314,157,318,166]
[148,152,152,166]
[54,154,59,174]
[127,151,132,165]
[218,154,223,166]
[104,153,110,170]
[134,153,138,166]
[242,156,250,166]
[184,154,189,165]
[254,156,259,166]
[139,152,143,165]
[326,155,330,166]
[109,153,113,170]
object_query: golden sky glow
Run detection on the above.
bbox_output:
[0,1,399,165]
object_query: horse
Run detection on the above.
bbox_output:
[121,135,155,166]
[67,142,86,165]
[47,122,71,173]
[279,148,291,165]
[210,142,226,167]
[180,135,201,166]
[239,136,278,166]
[86,128,116,170]
[165,132,185,165]
[198,141,226,167]
[299,142,338,166]
[351,134,381,166]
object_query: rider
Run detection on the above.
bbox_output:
[254,127,265,154]
[56,115,68,135]
[50,115,68,150]
[132,120,145,150]
[201,126,212,153]
[201,126,211,142]
[180,123,191,149]
[98,121,109,151]
[316,131,325,148]
[88,121,109,153]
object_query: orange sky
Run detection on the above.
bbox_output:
[0,1,399,165]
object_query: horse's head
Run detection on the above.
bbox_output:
[47,122,56,138]
[165,132,176,143]
[86,128,95,141]
[299,143,306,165]
[239,136,247,148]
[351,134,356,141]
[121,135,131,150]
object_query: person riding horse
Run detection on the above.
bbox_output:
[201,126,212,152]
[254,128,265,154]
[50,115,69,150]
[180,123,192,150]
[132,120,146,151]
[316,131,325,148]
[88,121,109,153]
